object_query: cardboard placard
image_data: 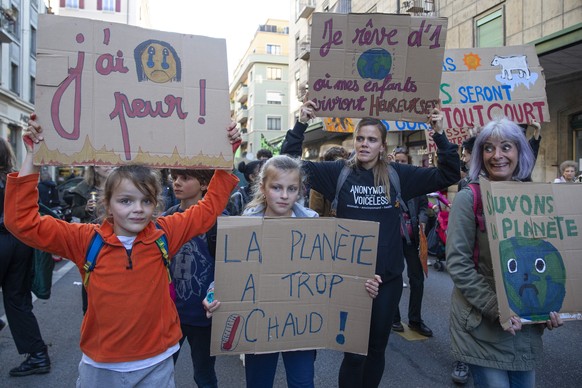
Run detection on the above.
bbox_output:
[480,178,582,329]
[309,13,447,122]
[440,45,549,129]
[211,217,379,356]
[33,15,233,168]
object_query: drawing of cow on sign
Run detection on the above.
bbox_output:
[491,55,531,80]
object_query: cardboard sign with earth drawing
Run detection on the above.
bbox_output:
[479,178,582,329]
[33,15,233,169]
[309,13,447,122]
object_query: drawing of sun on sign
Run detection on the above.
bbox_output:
[491,54,537,90]
[134,39,182,83]
[499,237,566,322]
[463,52,481,71]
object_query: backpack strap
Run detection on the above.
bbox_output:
[468,183,485,269]
[388,164,411,244]
[154,223,171,283]
[330,164,351,217]
[330,163,410,244]
[83,232,105,286]
[83,223,170,287]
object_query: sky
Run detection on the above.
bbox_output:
[148,0,290,80]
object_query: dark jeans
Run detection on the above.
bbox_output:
[245,350,316,388]
[394,241,425,324]
[0,233,46,354]
[338,274,403,388]
[172,324,217,388]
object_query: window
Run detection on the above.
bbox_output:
[11,62,19,95]
[266,44,281,55]
[65,0,79,8]
[30,76,35,104]
[267,67,282,80]
[295,70,301,97]
[30,26,36,58]
[98,0,120,12]
[295,34,300,60]
[475,9,504,47]
[266,91,282,105]
[267,117,281,131]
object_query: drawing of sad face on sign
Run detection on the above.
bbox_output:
[499,237,566,321]
[134,39,182,83]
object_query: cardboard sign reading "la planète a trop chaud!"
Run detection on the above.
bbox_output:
[33,15,233,169]
[210,217,379,356]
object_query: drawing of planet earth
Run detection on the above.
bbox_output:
[357,48,392,80]
[499,237,566,321]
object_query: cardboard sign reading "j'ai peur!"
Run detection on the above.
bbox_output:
[33,15,233,169]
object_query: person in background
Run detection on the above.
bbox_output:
[38,168,60,209]
[227,159,264,216]
[256,148,273,161]
[0,137,51,377]
[390,147,432,337]
[4,114,240,387]
[204,155,381,388]
[281,100,460,388]
[166,169,220,388]
[69,165,115,314]
[451,135,477,385]
[308,146,349,217]
[553,160,578,183]
[69,166,115,223]
[446,117,562,387]
[160,169,179,210]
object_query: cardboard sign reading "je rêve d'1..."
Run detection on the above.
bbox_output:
[308,13,447,122]
[211,217,379,356]
[33,15,233,169]
[480,179,582,329]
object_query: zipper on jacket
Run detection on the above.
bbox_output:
[126,248,133,270]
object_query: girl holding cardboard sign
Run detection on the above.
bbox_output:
[4,115,240,387]
[204,154,381,388]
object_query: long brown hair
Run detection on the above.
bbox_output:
[0,138,16,179]
[346,118,391,202]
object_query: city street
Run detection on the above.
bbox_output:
[1,258,581,387]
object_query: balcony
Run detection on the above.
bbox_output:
[236,108,248,124]
[298,37,310,61]
[0,8,17,43]
[296,0,316,20]
[236,85,248,104]
[402,0,432,14]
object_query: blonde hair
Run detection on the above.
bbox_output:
[245,155,305,210]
